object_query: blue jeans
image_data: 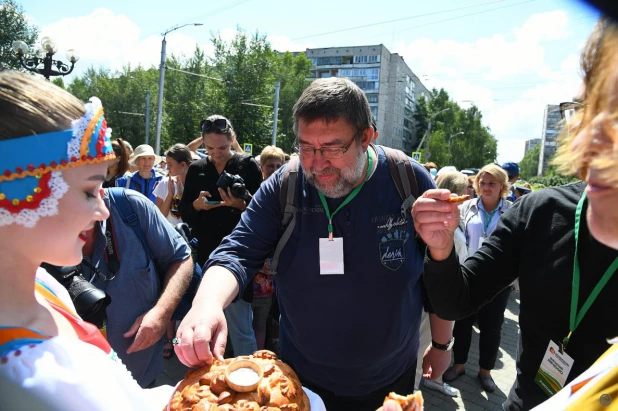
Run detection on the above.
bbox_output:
[224,300,257,356]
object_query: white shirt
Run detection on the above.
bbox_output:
[464,198,504,255]
[153,176,183,226]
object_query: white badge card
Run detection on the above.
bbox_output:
[534,340,574,397]
[319,238,344,275]
[478,237,486,248]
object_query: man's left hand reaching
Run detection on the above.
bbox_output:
[422,345,452,381]
[124,307,168,354]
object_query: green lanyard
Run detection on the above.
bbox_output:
[563,191,618,352]
[480,202,499,236]
[317,150,373,240]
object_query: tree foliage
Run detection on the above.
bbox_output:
[64,29,311,155]
[413,89,497,170]
[519,144,540,180]
[0,0,39,70]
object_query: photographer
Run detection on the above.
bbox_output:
[179,114,262,356]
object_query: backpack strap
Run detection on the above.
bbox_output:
[107,187,157,264]
[382,146,419,214]
[125,175,131,189]
[270,158,300,275]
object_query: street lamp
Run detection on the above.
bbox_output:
[154,23,203,155]
[448,131,464,164]
[416,107,450,162]
[12,37,79,80]
[129,75,151,145]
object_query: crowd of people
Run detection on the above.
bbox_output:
[1,12,618,411]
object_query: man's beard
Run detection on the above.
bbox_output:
[303,149,367,198]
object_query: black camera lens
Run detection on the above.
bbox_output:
[216,172,248,199]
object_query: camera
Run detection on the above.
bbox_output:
[41,261,111,329]
[217,171,248,199]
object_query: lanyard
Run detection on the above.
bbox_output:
[480,201,499,236]
[563,191,618,352]
[317,150,373,240]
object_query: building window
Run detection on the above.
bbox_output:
[367,94,379,103]
[320,72,331,78]
[309,58,317,66]
[371,106,378,118]
[367,68,379,81]
[317,57,342,66]
[354,55,380,64]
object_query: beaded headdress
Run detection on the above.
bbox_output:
[0,97,115,228]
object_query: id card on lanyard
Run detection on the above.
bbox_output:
[317,150,372,275]
[479,203,498,248]
[534,191,618,396]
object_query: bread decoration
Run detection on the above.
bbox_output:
[446,194,470,203]
[383,392,424,411]
[168,350,310,411]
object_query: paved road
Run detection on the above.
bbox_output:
[156,292,521,411]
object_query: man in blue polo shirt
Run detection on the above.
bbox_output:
[175,77,454,411]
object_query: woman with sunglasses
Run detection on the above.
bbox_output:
[0,71,172,409]
[179,114,262,356]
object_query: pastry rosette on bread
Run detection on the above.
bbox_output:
[383,392,424,411]
[168,350,310,411]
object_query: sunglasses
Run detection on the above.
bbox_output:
[200,118,229,133]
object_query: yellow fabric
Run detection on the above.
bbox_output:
[565,345,618,411]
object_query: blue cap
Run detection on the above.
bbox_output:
[501,162,520,179]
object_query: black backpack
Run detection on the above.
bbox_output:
[269,145,421,274]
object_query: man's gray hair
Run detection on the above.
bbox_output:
[293,77,372,142]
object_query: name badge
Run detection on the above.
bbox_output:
[534,340,574,397]
[319,238,344,275]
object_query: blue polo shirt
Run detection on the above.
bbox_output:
[205,146,435,396]
[81,190,191,387]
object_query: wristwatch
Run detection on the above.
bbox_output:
[432,337,455,351]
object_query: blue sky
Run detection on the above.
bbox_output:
[19,0,600,163]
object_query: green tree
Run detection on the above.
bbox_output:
[51,77,65,89]
[273,51,312,153]
[414,88,497,169]
[0,0,39,70]
[209,29,276,152]
[519,144,540,180]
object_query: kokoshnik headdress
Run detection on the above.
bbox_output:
[0,97,115,228]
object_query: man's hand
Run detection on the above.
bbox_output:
[376,400,403,411]
[193,191,223,211]
[422,345,452,381]
[218,187,246,211]
[175,302,228,367]
[411,189,460,261]
[124,307,168,354]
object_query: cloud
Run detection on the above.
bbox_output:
[39,8,212,79]
[392,10,583,163]
[267,35,313,53]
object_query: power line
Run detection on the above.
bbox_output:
[292,0,511,41]
[165,66,226,82]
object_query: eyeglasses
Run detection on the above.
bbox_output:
[559,102,585,122]
[200,118,229,133]
[293,132,357,159]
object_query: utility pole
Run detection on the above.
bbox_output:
[416,107,451,162]
[154,23,203,155]
[145,91,151,145]
[154,36,167,154]
[272,78,280,146]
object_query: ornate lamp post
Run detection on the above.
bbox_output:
[12,37,79,81]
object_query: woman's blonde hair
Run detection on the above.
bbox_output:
[260,145,286,164]
[553,18,618,187]
[436,171,468,196]
[473,164,510,199]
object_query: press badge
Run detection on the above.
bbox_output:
[534,340,574,396]
[319,238,344,275]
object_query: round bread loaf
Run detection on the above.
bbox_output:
[168,350,310,411]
